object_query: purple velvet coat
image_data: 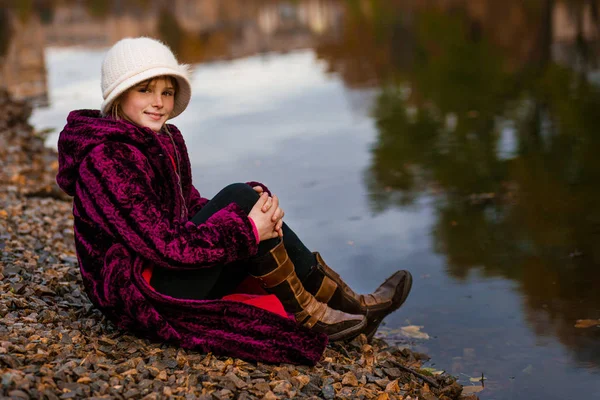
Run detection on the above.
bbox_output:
[56,110,327,365]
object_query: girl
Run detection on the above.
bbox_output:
[56,37,412,365]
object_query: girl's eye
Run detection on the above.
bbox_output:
[138,88,151,93]
[163,91,174,96]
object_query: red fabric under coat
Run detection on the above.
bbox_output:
[141,267,290,319]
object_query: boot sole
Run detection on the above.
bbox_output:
[327,317,368,342]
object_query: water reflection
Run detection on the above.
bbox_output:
[1,0,343,103]
[315,0,600,370]
[0,3,48,105]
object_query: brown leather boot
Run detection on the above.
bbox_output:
[302,252,413,340]
[250,241,366,341]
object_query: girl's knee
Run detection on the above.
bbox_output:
[217,183,259,205]
[222,183,257,195]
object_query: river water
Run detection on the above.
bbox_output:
[2,1,600,399]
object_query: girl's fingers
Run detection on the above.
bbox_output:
[272,208,284,222]
[272,226,283,238]
[262,196,272,212]
[268,195,279,216]
[257,192,269,205]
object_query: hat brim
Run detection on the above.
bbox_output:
[101,66,191,119]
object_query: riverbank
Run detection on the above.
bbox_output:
[0,89,476,400]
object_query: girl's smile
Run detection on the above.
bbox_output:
[120,78,175,132]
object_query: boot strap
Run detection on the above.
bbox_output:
[315,275,337,303]
[295,298,327,329]
[253,253,294,288]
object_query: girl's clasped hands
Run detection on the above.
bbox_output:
[248,186,285,241]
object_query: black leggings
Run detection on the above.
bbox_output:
[149,183,316,300]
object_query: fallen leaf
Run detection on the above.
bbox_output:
[420,367,444,375]
[400,325,430,340]
[574,319,600,328]
[469,376,486,382]
[462,385,484,394]
[385,379,400,393]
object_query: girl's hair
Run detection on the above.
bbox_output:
[108,75,179,129]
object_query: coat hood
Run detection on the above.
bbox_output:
[56,109,173,196]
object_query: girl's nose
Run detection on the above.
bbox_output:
[153,93,163,108]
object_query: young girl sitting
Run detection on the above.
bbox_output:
[56,37,412,365]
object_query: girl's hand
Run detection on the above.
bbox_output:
[252,186,284,237]
[249,193,284,241]
[254,186,275,213]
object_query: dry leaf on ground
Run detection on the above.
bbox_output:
[574,319,600,328]
[400,325,430,340]
[462,385,485,394]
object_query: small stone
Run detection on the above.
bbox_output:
[272,380,292,394]
[146,366,160,377]
[262,391,278,400]
[216,388,233,399]
[440,382,462,398]
[421,392,439,400]
[276,367,292,381]
[375,378,390,388]
[124,388,141,398]
[321,384,335,399]
[225,372,247,389]
[253,381,271,393]
[8,390,29,399]
[122,368,138,376]
[338,387,355,398]
[383,367,403,379]
[291,374,310,389]
[341,372,358,387]
[301,382,321,397]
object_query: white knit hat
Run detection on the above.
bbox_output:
[100,37,191,119]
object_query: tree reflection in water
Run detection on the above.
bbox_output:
[316,1,600,368]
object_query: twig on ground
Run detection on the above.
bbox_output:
[389,359,440,388]
[332,343,352,359]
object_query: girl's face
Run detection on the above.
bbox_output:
[119,77,176,132]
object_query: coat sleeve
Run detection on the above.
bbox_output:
[245,181,272,196]
[76,142,258,269]
[187,184,209,216]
